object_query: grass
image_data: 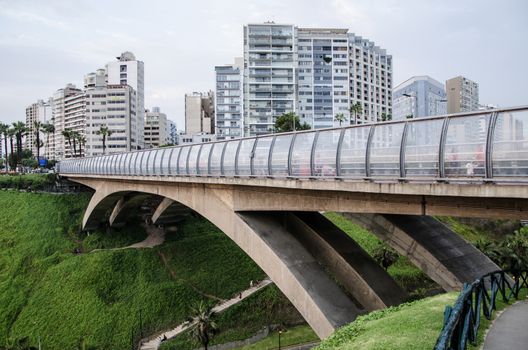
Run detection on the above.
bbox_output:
[316,292,458,350]
[324,212,437,296]
[0,191,302,349]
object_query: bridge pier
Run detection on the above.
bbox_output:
[109,194,152,228]
[344,213,501,291]
[286,212,407,310]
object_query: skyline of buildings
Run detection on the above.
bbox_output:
[6,23,496,162]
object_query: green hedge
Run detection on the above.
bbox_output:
[0,174,56,190]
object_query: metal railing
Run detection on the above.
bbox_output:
[57,106,528,182]
[434,270,528,350]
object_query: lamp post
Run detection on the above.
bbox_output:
[278,329,283,349]
[403,93,417,119]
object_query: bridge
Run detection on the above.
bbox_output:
[58,106,528,339]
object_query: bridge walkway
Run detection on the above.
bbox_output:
[482,300,528,350]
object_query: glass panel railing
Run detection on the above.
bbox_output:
[492,110,528,177]
[253,136,274,176]
[209,142,225,176]
[177,146,190,175]
[270,134,293,175]
[340,125,370,177]
[444,114,489,177]
[404,119,444,177]
[198,144,212,175]
[291,132,315,177]
[237,139,256,175]
[169,148,180,175]
[223,140,240,175]
[154,149,164,175]
[187,145,201,175]
[314,129,341,177]
[369,123,405,177]
[161,148,172,175]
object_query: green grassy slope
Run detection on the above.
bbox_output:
[316,293,458,350]
[0,191,300,349]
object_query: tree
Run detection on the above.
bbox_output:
[8,128,16,170]
[372,243,399,271]
[405,114,414,119]
[185,302,218,350]
[76,133,86,158]
[33,120,43,164]
[349,102,363,125]
[0,123,9,172]
[334,113,347,126]
[42,123,55,160]
[62,129,75,158]
[70,131,80,158]
[96,126,113,155]
[380,113,392,122]
[274,112,311,133]
[12,121,28,164]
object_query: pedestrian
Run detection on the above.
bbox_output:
[239,292,242,299]
[250,280,253,288]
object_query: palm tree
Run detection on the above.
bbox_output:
[12,121,28,164]
[185,302,218,350]
[335,113,347,126]
[349,102,363,125]
[76,133,86,158]
[0,123,9,172]
[33,120,43,164]
[42,123,55,160]
[62,129,74,158]
[96,126,113,155]
[70,131,80,158]
[8,128,15,170]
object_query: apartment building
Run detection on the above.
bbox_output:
[51,84,83,160]
[185,91,215,134]
[144,107,168,148]
[215,58,243,140]
[25,98,52,158]
[446,76,479,114]
[227,23,392,136]
[392,76,446,120]
[106,51,145,149]
[166,119,178,145]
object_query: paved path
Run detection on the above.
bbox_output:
[483,300,528,350]
[90,223,166,253]
[140,279,274,350]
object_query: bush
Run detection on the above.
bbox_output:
[0,174,56,191]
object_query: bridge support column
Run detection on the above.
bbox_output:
[109,194,151,228]
[344,213,501,291]
[286,212,407,310]
[152,198,174,224]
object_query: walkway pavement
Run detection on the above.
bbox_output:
[140,279,274,350]
[482,300,528,350]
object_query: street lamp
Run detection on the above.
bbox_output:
[403,93,417,119]
[278,329,283,349]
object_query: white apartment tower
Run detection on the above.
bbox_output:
[236,23,393,136]
[83,69,138,156]
[244,23,297,136]
[106,52,145,149]
[52,84,83,160]
[144,107,168,148]
[25,98,52,158]
[446,76,479,114]
[215,57,244,140]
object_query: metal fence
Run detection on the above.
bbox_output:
[434,270,528,350]
[58,106,528,181]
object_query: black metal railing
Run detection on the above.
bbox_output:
[434,270,528,350]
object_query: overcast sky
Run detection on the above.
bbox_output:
[0,0,526,128]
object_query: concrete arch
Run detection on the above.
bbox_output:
[73,178,372,338]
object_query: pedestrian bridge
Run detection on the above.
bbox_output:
[58,106,528,339]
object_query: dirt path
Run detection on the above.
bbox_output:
[139,278,274,350]
[90,223,166,253]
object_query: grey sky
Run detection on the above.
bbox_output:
[0,0,526,129]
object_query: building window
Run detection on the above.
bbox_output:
[120,65,127,72]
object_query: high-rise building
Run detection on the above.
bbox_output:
[235,23,392,136]
[83,69,138,156]
[106,52,145,149]
[52,84,83,160]
[166,119,178,145]
[215,57,243,140]
[185,91,215,134]
[25,98,52,158]
[446,76,479,114]
[244,23,297,136]
[144,107,168,148]
[392,76,446,120]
